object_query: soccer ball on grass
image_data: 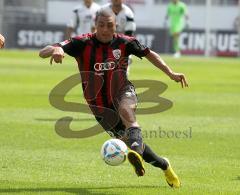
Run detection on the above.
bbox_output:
[101,139,128,166]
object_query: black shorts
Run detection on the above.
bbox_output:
[94,84,137,139]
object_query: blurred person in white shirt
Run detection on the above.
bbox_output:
[66,0,100,39]
[101,0,136,36]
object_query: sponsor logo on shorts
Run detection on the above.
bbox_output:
[125,92,133,97]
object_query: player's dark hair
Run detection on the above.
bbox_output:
[95,8,116,23]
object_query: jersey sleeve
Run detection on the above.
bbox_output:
[126,38,150,58]
[58,37,85,57]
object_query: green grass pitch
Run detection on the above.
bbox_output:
[0,50,240,195]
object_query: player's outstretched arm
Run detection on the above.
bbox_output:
[39,45,65,64]
[0,34,5,49]
[145,50,188,88]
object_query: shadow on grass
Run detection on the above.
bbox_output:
[235,176,240,181]
[35,118,95,122]
[0,185,164,194]
[0,188,103,195]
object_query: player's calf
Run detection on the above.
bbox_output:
[142,144,169,170]
[125,127,145,176]
[126,127,144,155]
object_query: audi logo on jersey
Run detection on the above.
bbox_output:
[94,62,116,71]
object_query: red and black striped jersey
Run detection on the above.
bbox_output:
[59,33,150,114]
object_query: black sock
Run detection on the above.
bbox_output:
[126,127,144,156]
[142,143,168,170]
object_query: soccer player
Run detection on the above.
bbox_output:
[66,0,100,39]
[0,33,5,48]
[100,0,136,74]
[39,9,188,188]
[165,0,189,58]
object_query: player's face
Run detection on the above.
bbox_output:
[84,0,92,7]
[96,15,116,43]
[111,0,123,6]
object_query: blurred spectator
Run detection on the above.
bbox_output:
[101,0,136,36]
[66,0,100,39]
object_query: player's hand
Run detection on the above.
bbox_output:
[0,34,5,49]
[50,47,64,64]
[170,72,188,88]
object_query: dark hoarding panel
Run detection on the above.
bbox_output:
[4,23,239,57]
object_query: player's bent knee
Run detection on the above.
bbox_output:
[118,106,135,122]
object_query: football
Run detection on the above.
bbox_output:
[101,139,128,166]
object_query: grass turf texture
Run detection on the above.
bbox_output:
[0,50,240,195]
